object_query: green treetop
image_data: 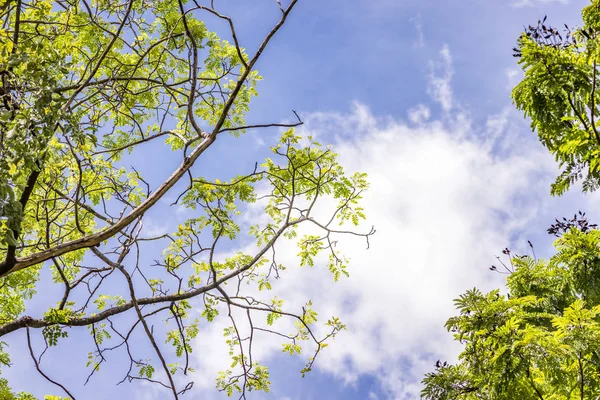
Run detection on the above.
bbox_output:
[423,1,600,398]
[0,0,373,398]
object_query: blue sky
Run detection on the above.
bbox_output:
[7,0,600,399]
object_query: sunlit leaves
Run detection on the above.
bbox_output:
[0,0,371,396]
[94,295,126,312]
[0,267,39,325]
[139,364,155,379]
[423,222,600,399]
[513,0,600,195]
[42,325,68,347]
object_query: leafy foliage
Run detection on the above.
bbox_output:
[0,0,373,398]
[422,224,600,399]
[423,2,600,398]
[513,0,600,194]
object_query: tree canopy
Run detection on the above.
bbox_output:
[0,0,373,398]
[512,0,600,195]
[422,213,600,399]
[422,1,600,398]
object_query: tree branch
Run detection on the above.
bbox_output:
[26,327,77,399]
[0,0,300,279]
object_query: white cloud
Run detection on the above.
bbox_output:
[505,68,521,90]
[427,45,454,113]
[408,104,431,124]
[135,381,164,400]
[186,46,600,400]
[187,102,568,398]
[409,14,425,49]
[288,103,556,398]
[141,215,170,237]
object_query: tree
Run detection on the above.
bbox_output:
[0,0,373,398]
[421,214,600,399]
[421,1,600,398]
[512,0,600,195]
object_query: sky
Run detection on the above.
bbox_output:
[6,0,600,399]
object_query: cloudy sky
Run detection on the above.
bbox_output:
[7,0,600,399]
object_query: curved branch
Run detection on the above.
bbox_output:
[0,216,306,338]
[0,0,300,278]
[62,0,135,110]
[26,327,77,399]
[117,265,179,398]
